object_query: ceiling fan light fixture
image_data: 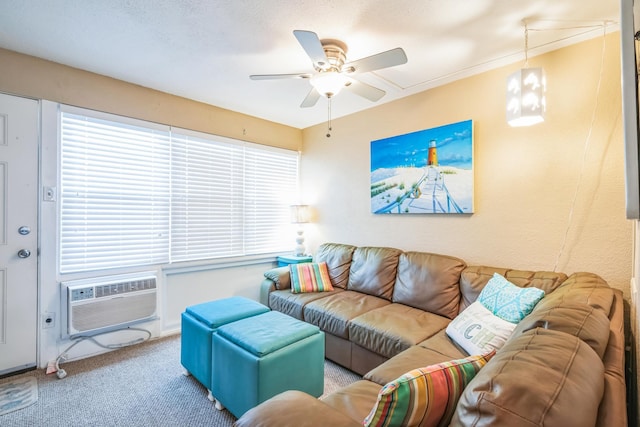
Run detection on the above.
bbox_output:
[310,71,349,98]
[253,30,406,108]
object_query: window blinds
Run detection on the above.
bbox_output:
[60,110,299,274]
[171,131,298,261]
[60,112,172,273]
[242,144,299,254]
[170,132,245,261]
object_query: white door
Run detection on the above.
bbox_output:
[0,93,39,376]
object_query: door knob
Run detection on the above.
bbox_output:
[17,249,31,258]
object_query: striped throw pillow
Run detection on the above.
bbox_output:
[364,351,496,427]
[290,262,334,293]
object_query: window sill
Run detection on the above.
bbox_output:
[162,254,279,276]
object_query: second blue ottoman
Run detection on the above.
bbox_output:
[212,310,325,418]
[181,296,269,400]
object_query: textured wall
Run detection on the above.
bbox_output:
[0,47,302,367]
[301,33,632,296]
[0,47,302,151]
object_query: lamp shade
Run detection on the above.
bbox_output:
[290,205,310,224]
[506,67,546,127]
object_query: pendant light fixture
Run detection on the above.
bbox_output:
[506,21,547,127]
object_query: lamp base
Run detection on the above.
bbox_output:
[294,230,305,256]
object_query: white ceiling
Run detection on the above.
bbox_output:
[0,0,620,129]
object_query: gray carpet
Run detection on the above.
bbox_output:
[0,334,361,426]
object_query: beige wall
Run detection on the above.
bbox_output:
[0,47,302,366]
[0,47,302,150]
[301,32,632,296]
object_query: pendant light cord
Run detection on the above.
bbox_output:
[553,24,608,271]
[524,22,529,66]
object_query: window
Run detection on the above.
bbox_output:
[170,130,299,262]
[60,112,172,273]
[59,109,299,274]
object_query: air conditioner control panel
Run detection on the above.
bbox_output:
[71,287,94,301]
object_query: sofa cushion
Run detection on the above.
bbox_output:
[236,390,363,427]
[392,251,465,319]
[364,351,495,427]
[348,247,402,300]
[477,273,545,323]
[348,303,450,359]
[303,291,390,339]
[315,243,357,289]
[458,266,567,313]
[269,288,343,320]
[321,380,382,424]
[513,301,611,359]
[445,301,517,356]
[364,343,467,386]
[452,328,605,427]
[504,270,568,294]
[290,262,334,293]
[598,290,627,427]
[417,328,467,355]
[534,272,614,316]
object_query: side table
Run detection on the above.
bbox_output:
[276,254,312,267]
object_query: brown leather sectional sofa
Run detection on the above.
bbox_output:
[238,243,626,427]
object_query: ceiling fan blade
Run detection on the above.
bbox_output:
[293,30,330,69]
[344,47,408,74]
[250,73,312,80]
[300,88,321,108]
[344,79,386,102]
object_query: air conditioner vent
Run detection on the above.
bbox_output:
[94,278,156,299]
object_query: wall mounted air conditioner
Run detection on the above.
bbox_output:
[61,273,158,338]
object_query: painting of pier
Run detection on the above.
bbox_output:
[370,120,473,214]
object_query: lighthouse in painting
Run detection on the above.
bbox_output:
[427,140,438,166]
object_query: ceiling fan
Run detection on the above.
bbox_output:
[250,30,408,108]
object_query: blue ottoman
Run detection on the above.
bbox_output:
[211,311,325,418]
[181,297,269,400]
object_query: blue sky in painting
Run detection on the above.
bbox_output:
[370,120,473,171]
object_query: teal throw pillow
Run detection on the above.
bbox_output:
[478,273,545,323]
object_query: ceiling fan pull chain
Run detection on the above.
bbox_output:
[326,97,332,138]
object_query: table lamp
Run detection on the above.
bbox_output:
[290,205,310,256]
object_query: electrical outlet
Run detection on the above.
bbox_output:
[42,312,56,329]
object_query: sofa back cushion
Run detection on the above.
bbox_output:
[452,328,605,427]
[348,247,402,300]
[511,300,611,359]
[458,266,568,313]
[392,251,465,319]
[534,272,614,316]
[315,243,356,289]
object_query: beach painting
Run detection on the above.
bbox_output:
[371,120,473,214]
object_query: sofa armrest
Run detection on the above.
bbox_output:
[259,279,276,307]
[264,266,291,290]
[260,266,291,307]
[234,390,362,427]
